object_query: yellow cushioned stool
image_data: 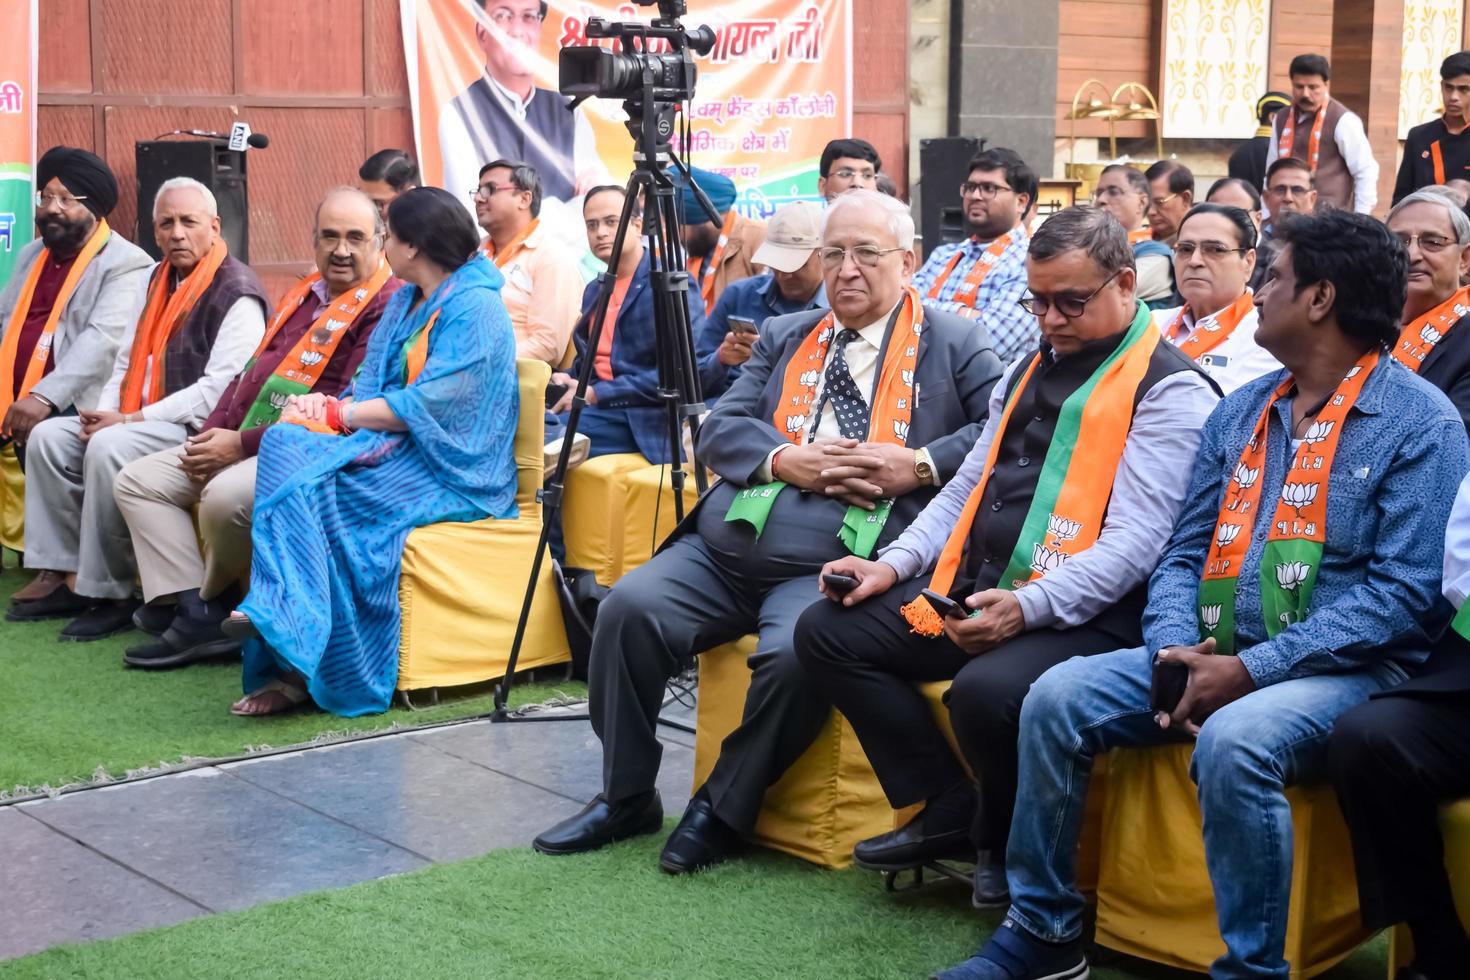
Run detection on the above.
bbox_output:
[397,359,571,691]
[618,463,700,577]
[1388,798,1470,975]
[562,452,647,584]
[0,442,24,553]
[1094,743,1371,978]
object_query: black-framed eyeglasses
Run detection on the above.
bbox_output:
[1019,269,1122,318]
[960,181,1013,200]
[1175,241,1251,261]
[830,168,876,182]
[470,182,517,200]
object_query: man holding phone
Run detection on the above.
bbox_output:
[696,201,829,399]
[925,210,1468,980]
[796,206,1220,907]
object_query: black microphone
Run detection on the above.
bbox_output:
[246,132,269,149]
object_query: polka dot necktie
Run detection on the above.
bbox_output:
[812,329,870,441]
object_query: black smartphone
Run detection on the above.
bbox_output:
[920,588,968,620]
[1149,659,1190,714]
[545,382,569,410]
[822,572,859,595]
[729,315,758,336]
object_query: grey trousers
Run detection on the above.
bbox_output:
[24,415,189,599]
[113,447,257,603]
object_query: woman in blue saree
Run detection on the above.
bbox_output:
[227,187,518,716]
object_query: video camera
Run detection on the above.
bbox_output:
[558,0,716,107]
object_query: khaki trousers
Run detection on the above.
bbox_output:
[113,446,257,603]
[25,415,189,599]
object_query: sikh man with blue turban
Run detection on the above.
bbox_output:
[675,166,766,309]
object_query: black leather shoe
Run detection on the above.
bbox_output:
[533,791,663,856]
[659,795,740,874]
[853,808,977,872]
[7,585,91,621]
[971,850,1009,908]
[132,601,178,636]
[123,619,241,670]
[59,600,139,642]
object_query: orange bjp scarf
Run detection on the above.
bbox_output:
[118,238,227,413]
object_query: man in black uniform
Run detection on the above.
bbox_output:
[1396,52,1470,205]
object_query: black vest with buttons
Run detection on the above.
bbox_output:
[964,328,1210,590]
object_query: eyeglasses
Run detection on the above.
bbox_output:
[1395,232,1457,254]
[817,245,906,268]
[1175,241,1251,261]
[960,181,1013,200]
[1267,184,1312,199]
[316,230,378,252]
[829,168,876,182]
[35,192,88,210]
[1149,193,1179,210]
[486,7,544,27]
[470,183,518,200]
[1092,185,1134,200]
[1019,270,1122,318]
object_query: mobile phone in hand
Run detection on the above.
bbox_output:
[920,588,969,619]
[822,572,859,596]
[545,382,569,410]
[729,316,758,337]
[1149,659,1190,714]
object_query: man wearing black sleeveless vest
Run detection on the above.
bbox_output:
[533,191,1004,873]
[796,206,1220,906]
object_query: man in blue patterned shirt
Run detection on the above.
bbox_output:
[912,148,1037,364]
[934,209,1470,980]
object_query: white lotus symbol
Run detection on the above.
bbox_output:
[1200,604,1222,632]
[901,369,914,386]
[1030,543,1067,576]
[817,327,833,344]
[269,392,289,408]
[785,415,805,433]
[354,288,368,301]
[798,369,819,387]
[1216,523,1243,547]
[1301,420,1334,444]
[1233,464,1259,489]
[323,318,348,333]
[1275,561,1311,592]
[1047,515,1083,541]
[1200,314,1223,333]
[299,351,324,366]
[1422,324,1443,345]
[1281,482,1319,513]
[1345,366,1362,380]
[892,420,909,441]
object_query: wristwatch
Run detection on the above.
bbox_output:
[914,451,935,486]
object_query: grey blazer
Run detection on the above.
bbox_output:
[688,302,1004,532]
[0,232,153,412]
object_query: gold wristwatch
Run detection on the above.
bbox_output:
[914,451,935,486]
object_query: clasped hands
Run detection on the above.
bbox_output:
[1153,637,1257,736]
[776,437,919,510]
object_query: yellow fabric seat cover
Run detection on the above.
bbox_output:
[1094,743,1372,978]
[694,640,1107,875]
[0,442,23,553]
[618,463,700,577]
[1389,798,1470,974]
[396,359,570,691]
[562,452,647,585]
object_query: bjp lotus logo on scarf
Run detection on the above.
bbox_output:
[1302,420,1335,444]
[892,420,910,441]
[1216,523,1243,547]
[786,415,805,434]
[1422,324,1444,346]
[269,392,290,409]
[324,318,348,333]
[901,369,914,387]
[1200,604,1222,632]
[354,288,368,302]
[798,369,819,388]
[1275,561,1312,593]
[817,326,833,344]
[1344,365,1363,380]
[1046,515,1082,544]
[1030,543,1067,576]
[1281,481,1319,515]
[1233,464,1259,489]
[299,351,325,367]
[1200,314,1223,333]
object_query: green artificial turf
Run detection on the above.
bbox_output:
[0,826,1389,980]
[0,566,585,798]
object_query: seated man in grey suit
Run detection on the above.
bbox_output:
[533,189,1005,873]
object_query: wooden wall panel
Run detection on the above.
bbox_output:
[367,107,417,159]
[242,0,365,96]
[369,0,410,97]
[1057,0,1154,138]
[1270,0,1333,90]
[37,107,96,156]
[37,0,93,93]
[98,0,234,95]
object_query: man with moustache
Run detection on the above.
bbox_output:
[113,188,400,667]
[10,178,268,641]
[912,148,1037,363]
[1261,158,1319,240]
[0,147,152,553]
[1267,53,1377,213]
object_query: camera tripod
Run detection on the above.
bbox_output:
[492,62,720,724]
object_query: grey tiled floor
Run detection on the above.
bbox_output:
[0,707,696,962]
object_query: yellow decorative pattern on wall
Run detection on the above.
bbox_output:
[1400,0,1463,139]
[1162,0,1272,139]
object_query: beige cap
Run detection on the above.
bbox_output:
[752,201,824,273]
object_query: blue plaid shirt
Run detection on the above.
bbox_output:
[912,231,1035,364]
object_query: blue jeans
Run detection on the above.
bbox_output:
[1004,645,1406,979]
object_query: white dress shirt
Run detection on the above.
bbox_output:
[1444,470,1470,609]
[1152,302,1282,395]
[1266,106,1379,214]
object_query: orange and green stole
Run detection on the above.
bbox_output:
[724,286,924,558]
[901,300,1161,636]
[1196,350,1379,653]
[237,262,392,430]
[1390,284,1470,371]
